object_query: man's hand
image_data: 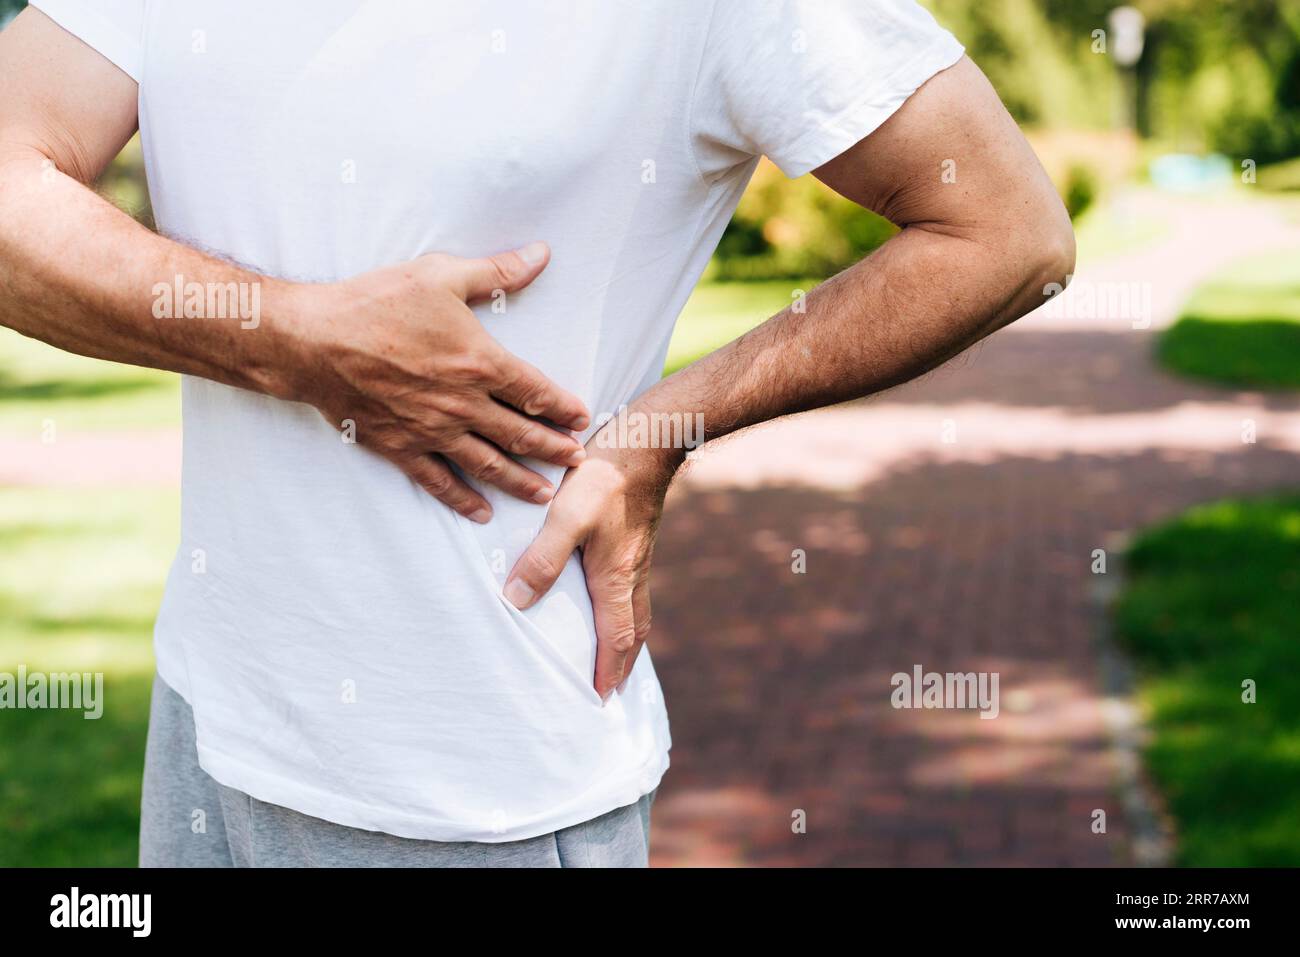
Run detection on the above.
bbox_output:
[285,244,590,522]
[0,10,591,523]
[503,417,681,700]
[496,56,1075,680]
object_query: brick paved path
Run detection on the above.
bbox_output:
[646,192,1300,865]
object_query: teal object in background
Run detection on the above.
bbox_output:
[1149,153,1234,192]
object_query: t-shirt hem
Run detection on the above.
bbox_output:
[771,33,966,179]
[194,740,671,844]
[156,633,671,844]
[29,0,142,82]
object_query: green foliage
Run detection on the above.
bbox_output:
[926,0,1117,128]
[709,164,896,281]
[1139,0,1300,163]
[922,1,1300,161]
[1115,496,1300,865]
[1062,163,1098,220]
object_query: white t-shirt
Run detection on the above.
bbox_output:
[33,0,963,841]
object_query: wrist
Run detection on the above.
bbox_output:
[591,401,691,491]
[251,278,339,403]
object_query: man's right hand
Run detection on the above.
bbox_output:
[1,10,584,525]
[282,242,590,523]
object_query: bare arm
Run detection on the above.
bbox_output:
[506,57,1075,699]
[0,8,590,519]
[637,56,1072,469]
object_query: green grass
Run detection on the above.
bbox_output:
[1158,248,1300,389]
[1115,495,1300,866]
[665,278,820,375]
[0,326,179,435]
[0,488,177,866]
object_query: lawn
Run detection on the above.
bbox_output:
[0,488,177,866]
[0,326,179,435]
[1115,496,1300,866]
[1124,244,1300,865]
[1157,248,1300,389]
[665,278,819,375]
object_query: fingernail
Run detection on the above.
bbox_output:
[504,578,534,609]
[571,414,591,431]
[600,688,614,707]
[567,448,586,467]
[532,486,554,504]
[518,241,547,265]
[468,508,492,524]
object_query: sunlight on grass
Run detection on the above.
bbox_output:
[1115,495,1300,866]
[1158,247,1300,389]
[0,488,177,866]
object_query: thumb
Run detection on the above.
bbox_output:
[504,513,582,611]
[446,241,550,304]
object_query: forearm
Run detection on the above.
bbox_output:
[0,146,302,398]
[633,221,1063,477]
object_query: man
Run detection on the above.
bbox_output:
[0,0,1073,867]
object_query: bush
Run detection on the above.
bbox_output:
[708,161,896,282]
[1062,163,1098,221]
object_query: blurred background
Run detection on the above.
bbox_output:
[2,0,1299,866]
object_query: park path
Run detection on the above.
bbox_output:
[646,189,1300,865]
[4,189,1300,865]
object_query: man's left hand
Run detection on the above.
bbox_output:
[503,420,681,701]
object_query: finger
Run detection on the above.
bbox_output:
[401,454,492,523]
[472,400,586,468]
[489,352,590,432]
[504,513,584,611]
[445,434,556,505]
[443,242,551,304]
[618,578,652,694]
[589,575,636,703]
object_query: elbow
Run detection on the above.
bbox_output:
[1008,196,1076,325]
[1035,208,1077,292]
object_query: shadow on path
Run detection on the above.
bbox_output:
[648,442,1300,866]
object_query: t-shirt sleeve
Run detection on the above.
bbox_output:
[691,0,965,179]
[28,0,146,83]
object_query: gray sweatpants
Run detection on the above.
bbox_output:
[139,675,654,867]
